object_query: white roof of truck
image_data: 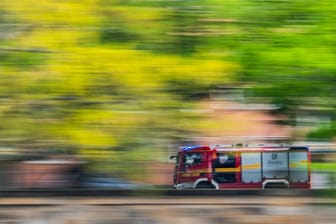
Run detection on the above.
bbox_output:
[179,144,308,153]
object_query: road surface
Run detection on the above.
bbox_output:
[0,195,335,224]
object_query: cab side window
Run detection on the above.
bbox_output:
[183,152,203,167]
[215,153,235,168]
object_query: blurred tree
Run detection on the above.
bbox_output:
[0,0,235,180]
[230,0,336,138]
[1,0,336,180]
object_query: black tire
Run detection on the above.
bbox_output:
[195,182,215,189]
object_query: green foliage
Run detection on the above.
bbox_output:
[307,124,336,141]
[0,51,47,68]
[312,162,336,171]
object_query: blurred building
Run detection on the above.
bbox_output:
[0,148,85,189]
[10,159,85,188]
[189,86,294,145]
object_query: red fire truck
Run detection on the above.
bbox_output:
[171,144,311,189]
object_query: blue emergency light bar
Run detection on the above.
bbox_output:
[180,145,210,151]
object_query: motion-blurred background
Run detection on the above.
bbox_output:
[0,0,335,189]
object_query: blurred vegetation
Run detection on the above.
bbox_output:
[0,0,336,179]
[312,162,336,171]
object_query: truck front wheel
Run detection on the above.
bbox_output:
[195,182,215,189]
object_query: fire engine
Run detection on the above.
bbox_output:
[171,144,311,189]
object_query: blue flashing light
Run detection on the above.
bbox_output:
[180,145,206,151]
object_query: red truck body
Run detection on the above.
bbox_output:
[172,144,311,189]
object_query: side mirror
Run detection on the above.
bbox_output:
[170,155,177,160]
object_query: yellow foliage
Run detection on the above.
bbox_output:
[1,0,101,26]
[66,128,118,147]
[0,0,237,174]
